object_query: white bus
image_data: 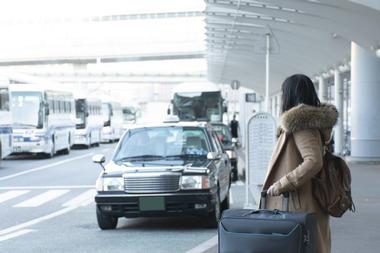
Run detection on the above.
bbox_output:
[74,98,103,147]
[10,85,75,157]
[0,85,13,160]
[101,102,123,143]
[169,82,226,123]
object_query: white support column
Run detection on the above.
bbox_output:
[334,69,344,155]
[351,42,380,161]
[271,96,276,117]
[277,93,282,118]
[318,76,326,102]
[265,33,271,112]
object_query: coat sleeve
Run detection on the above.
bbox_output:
[273,129,323,194]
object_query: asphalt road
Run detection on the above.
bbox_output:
[0,144,245,253]
[3,142,377,253]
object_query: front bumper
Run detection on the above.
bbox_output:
[73,135,88,145]
[95,191,217,218]
[101,132,113,142]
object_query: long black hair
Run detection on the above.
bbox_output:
[281,74,320,113]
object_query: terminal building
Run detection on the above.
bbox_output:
[204,0,380,162]
[1,0,380,162]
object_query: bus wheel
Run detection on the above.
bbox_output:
[45,138,55,158]
[86,135,91,149]
[62,137,71,155]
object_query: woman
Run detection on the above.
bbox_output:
[263,74,338,253]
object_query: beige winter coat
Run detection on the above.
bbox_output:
[262,103,338,253]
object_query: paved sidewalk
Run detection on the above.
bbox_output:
[203,162,380,253]
[330,162,380,253]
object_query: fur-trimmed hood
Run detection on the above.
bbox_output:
[280,103,338,133]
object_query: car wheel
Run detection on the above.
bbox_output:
[204,189,221,228]
[96,205,118,230]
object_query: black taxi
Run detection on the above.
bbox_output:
[93,121,232,229]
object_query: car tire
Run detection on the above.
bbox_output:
[96,205,118,230]
[204,189,221,228]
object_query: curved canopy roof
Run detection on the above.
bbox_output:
[205,0,380,94]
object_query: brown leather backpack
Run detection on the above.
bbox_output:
[312,133,356,217]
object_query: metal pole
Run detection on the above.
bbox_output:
[334,69,344,155]
[265,33,271,112]
[244,116,251,208]
[318,76,325,102]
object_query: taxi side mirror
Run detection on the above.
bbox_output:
[207,152,220,160]
[92,154,106,170]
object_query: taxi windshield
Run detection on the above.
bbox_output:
[113,126,210,162]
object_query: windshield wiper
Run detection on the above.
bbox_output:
[164,154,206,159]
[115,155,165,162]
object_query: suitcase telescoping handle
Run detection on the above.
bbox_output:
[260,191,290,211]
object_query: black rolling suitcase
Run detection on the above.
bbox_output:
[218,191,317,253]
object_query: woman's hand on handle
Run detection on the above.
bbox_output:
[267,184,280,196]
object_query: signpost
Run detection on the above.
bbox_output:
[245,112,276,208]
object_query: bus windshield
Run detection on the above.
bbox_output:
[11,91,43,128]
[75,99,86,129]
[173,91,222,122]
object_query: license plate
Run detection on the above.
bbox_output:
[139,197,165,211]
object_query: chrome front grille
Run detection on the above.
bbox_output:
[124,173,181,193]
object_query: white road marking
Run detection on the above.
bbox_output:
[102,148,110,152]
[229,190,234,205]
[185,235,218,253]
[0,185,94,190]
[14,190,69,208]
[0,153,94,182]
[0,190,30,204]
[0,197,93,236]
[0,229,35,242]
[62,189,96,207]
[0,206,77,236]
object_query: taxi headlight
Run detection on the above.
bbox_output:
[96,177,124,191]
[181,175,211,190]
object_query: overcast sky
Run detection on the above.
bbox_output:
[0,0,206,72]
[0,0,205,21]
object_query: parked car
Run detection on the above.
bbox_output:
[211,123,238,181]
[93,121,232,229]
